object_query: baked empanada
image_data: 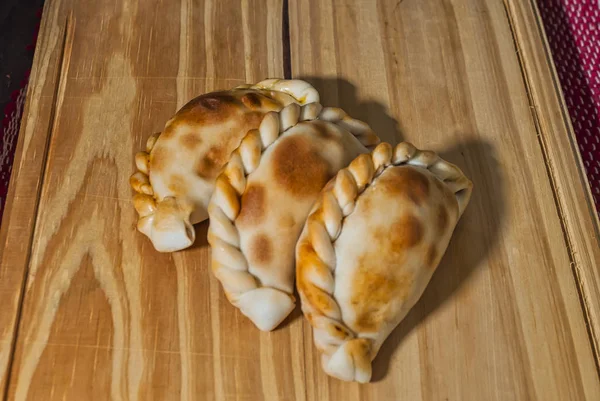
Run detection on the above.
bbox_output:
[207,102,380,331]
[130,79,319,252]
[296,142,472,382]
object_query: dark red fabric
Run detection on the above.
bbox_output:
[0,77,29,219]
[537,0,600,216]
[0,6,42,222]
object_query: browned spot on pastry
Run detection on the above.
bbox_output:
[156,91,287,178]
[295,241,313,274]
[187,93,237,111]
[249,233,272,265]
[199,95,230,110]
[351,258,414,332]
[241,92,262,108]
[195,133,241,179]
[161,90,283,142]
[272,135,330,197]
[381,166,430,205]
[175,93,240,125]
[193,116,261,181]
[437,204,448,233]
[426,245,438,267]
[348,213,422,332]
[296,242,336,314]
[327,323,352,340]
[403,168,430,204]
[303,283,335,315]
[168,174,187,195]
[180,132,202,150]
[196,146,225,179]
[180,91,283,125]
[389,214,424,251]
[236,184,266,226]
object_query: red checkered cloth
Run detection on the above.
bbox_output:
[537,0,600,216]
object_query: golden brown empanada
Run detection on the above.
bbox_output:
[130,79,319,252]
[207,102,380,331]
[296,142,472,382]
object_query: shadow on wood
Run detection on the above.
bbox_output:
[296,76,403,145]
[188,220,210,250]
[276,291,304,331]
[371,138,505,381]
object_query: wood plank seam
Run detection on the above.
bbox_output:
[0,0,64,391]
[502,0,600,380]
[282,0,291,79]
[1,12,74,401]
[513,0,600,232]
[280,1,308,396]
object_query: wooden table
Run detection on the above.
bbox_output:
[1,0,599,400]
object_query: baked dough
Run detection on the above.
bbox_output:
[296,142,472,382]
[130,79,319,252]
[207,102,380,331]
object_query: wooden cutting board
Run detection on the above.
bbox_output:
[1,0,599,400]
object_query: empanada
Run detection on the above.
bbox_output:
[296,142,472,382]
[207,102,380,331]
[130,79,319,252]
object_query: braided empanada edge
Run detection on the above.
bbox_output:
[296,141,473,382]
[207,102,382,331]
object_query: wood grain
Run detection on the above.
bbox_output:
[1,0,307,400]
[289,0,600,400]
[0,0,599,400]
[504,0,600,367]
[0,0,72,393]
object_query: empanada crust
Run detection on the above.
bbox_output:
[130,79,320,252]
[296,142,472,382]
[207,103,380,331]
